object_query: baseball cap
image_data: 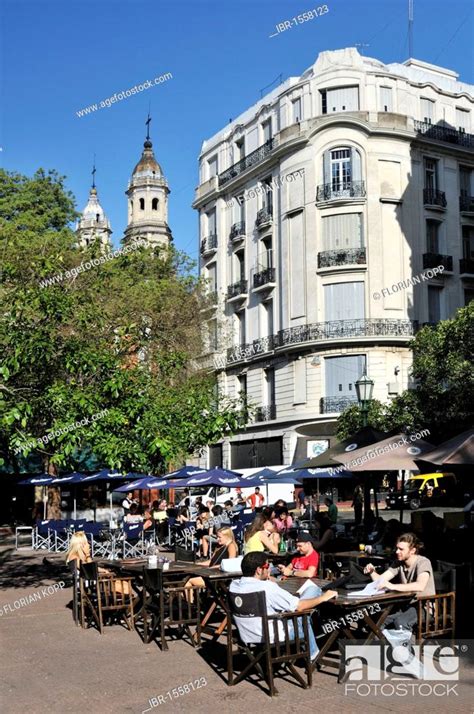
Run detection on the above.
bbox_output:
[296,530,314,543]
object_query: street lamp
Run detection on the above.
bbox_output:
[355,372,374,427]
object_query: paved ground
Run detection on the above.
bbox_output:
[1,539,472,714]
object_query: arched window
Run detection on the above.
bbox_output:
[321,146,363,199]
[152,197,159,210]
[139,198,145,210]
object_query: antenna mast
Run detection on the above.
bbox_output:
[408,0,414,58]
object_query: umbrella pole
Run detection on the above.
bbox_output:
[399,470,405,525]
[374,484,379,518]
[317,479,320,512]
[43,487,47,519]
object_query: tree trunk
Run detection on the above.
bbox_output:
[45,457,61,519]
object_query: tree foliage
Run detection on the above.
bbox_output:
[337,302,474,441]
[0,168,246,474]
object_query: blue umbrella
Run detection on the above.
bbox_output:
[18,474,55,519]
[176,467,243,488]
[164,466,208,479]
[114,477,173,492]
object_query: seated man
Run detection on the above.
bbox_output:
[277,531,319,578]
[230,552,337,662]
[364,532,435,631]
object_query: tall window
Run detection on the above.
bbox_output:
[208,155,218,178]
[428,286,442,323]
[322,147,362,194]
[139,198,145,210]
[208,319,218,351]
[262,177,273,213]
[207,208,216,237]
[380,86,393,112]
[456,108,470,134]
[331,149,352,191]
[292,97,302,123]
[237,373,247,399]
[320,87,359,114]
[426,220,440,254]
[325,355,366,398]
[262,119,272,143]
[421,98,435,124]
[261,236,273,269]
[460,167,472,198]
[321,213,363,250]
[462,226,474,260]
[424,158,438,190]
[324,282,365,321]
[236,311,246,345]
[235,138,245,162]
[264,368,275,406]
[234,249,245,283]
[263,300,273,337]
[206,262,217,293]
[152,197,158,211]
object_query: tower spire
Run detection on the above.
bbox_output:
[91,154,96,189]
[145,109,152,142]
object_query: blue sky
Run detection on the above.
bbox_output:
[1,0,473,262]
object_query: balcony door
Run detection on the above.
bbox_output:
[325,355,366,403]
[324,282,365,322]
[323,147,362,196]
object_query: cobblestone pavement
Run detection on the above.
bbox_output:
[0,541,472,714]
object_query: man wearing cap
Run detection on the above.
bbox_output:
[278,531,319,578]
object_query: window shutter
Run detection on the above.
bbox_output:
[323,150,330,184]
[351,148,362,183]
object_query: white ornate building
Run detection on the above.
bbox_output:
[193,48,474,469]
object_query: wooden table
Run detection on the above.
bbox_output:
[330,550,389,562]
[279,577,415,679]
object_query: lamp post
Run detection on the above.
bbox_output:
[355,372,375,427]
[355,372,375,525]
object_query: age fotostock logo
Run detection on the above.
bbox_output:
[343,643,463,698]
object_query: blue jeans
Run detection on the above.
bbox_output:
[288,584,322,660]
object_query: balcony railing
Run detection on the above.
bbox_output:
[229,221,246,242]
[218,139,275,187]
[318,247,366,269]
[256,207,273,228]
[200,233,218,255]
[414,120,474,149]
[253,335,274,355]
[226,336,274,365]
[460,258,474,275]
[227,279,248,300]
[276,318,418,348]
[460,195,474,212]
[423,188,447,208]
[422,253,453,272]
[255,404,277,422]
[320,396,358,414]
[316,181,366,203]
[253,267,276,288]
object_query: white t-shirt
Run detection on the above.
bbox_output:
[229,577,299,644]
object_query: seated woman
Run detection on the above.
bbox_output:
[273,507,294,535]
[243,513,280,555]
[151,499,169,541]
[195,508,211,557]
[176,505,191,524]
[312,513,335,552]
[184,527,238,601]
[65,531,129,594]
[124,503,144,524]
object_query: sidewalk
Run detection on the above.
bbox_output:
[1,543,472,714]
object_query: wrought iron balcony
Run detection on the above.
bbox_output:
[422,253,453,272]
[255,404,277,422]
[218,139,275,187]
[316,181,366,203]
[460,258,474,275]
[229,221,246,242]
[276,318,418,348]
[414,120,474,149]
[423,188,447,208]
[200,233,218,255]
[253,267,276,289]
[320,396,358,414]
[227,279,248,300]
[252,335,274,355]
[256,207,273,229]
[459,195,474,213]
[318,247,366,269]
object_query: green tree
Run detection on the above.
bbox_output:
[337,302,474,441]
[0,169,246,498]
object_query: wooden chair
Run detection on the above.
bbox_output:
[141,567,202,650]
[416,592,455,642]
[79,562,135,634]
[227,590,313,697]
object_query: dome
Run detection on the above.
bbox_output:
[78,186,111,230]
[132,140,163,178]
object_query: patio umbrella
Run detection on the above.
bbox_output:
[298,426,387,469]
[164,466,208,479]
[113,477,174,492]
[417,428,474,466]
[82,469,132,523]
[175,467,243,488]
[50,472,86,520]
[334,432,435,523]
[18,474,54,518]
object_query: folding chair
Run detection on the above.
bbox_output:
[141,567,202,650]
[123,523,145,558]
[79,561,135,634]
[51,520,71,553]
[227,590,314,696]
[84,523,114,559]
[35,520,53,550]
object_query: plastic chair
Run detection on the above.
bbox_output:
[123,523,145,558]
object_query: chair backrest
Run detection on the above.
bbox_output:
[142,566,164,593]
[229,590,268,644]
[123,523,143,539]
[175,544,196,563]
[38,520,51,534]
[83,523,102,535]
[79,561,99,581]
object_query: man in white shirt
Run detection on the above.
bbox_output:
[121,492,137,516]
[230,551,337,662]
